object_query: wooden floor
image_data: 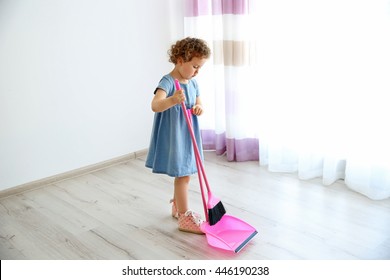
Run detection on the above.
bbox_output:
[1,152,389,260]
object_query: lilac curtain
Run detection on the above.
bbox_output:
[184,0,259,161]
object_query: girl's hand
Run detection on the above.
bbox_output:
[173,89,186,104]
[192,104,203,116]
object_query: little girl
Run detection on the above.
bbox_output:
[145,37,211,234]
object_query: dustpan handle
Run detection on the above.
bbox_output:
[174,79,211,192]
[184,108,208,221]
[174,79,210,221]
[193,132,209,222]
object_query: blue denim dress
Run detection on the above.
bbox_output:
[145,74,203,177]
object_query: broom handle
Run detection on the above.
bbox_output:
[184,108,208,221]
[182,106,211,193]
[174,79,211,192]
[192,125,209,222]
[174,80,210,220]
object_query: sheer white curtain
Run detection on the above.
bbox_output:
[181,0,390,200]
[256,0,390,199]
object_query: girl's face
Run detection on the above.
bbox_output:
[178,57,207,80]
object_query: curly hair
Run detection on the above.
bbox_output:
[168,37,211,64]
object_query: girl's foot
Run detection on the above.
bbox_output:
[178,210,205,235]
[170,199,179,219]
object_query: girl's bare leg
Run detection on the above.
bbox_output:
[174,176,190,214]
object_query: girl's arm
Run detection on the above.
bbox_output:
[151,88,185,112]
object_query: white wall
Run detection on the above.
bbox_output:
[0,0,180,191]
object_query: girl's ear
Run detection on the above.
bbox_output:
[177,57,184,65]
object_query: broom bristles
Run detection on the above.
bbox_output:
[208,200,226,225]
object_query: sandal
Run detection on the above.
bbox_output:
[178,210,205,235]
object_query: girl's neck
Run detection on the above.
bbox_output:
[170,69,188,84]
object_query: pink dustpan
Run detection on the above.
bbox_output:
[175,79,257,253]
[201,215,258,253]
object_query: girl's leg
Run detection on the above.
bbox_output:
[174,175,204,234]
[174,176,190,214]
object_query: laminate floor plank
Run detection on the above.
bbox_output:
[1,152,389,259]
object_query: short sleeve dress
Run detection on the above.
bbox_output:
[145,74,203,177]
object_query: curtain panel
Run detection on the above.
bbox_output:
[184,0,259,161]
[183,0,390,200]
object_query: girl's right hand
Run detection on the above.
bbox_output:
[173,89,186,104]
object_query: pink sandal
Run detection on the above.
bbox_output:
[178,210,205,235]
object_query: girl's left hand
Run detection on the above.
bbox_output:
[192,105,203,116]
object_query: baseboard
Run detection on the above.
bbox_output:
[0,149,148,199]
